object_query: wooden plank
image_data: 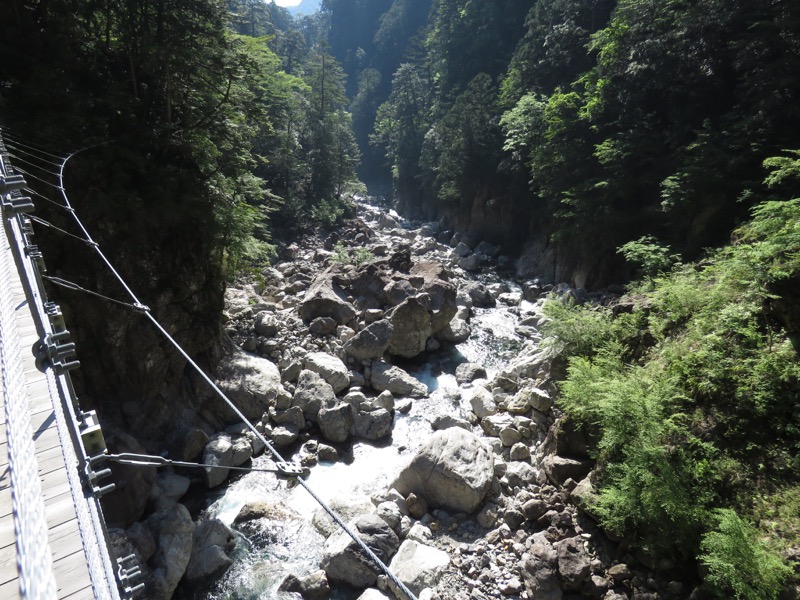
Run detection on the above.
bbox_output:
[0,576,21,599]
[40,468,70,503]
[61,582,95,600]
[44,492,78,531]
[52,549,92,599]
[0,536,19,586]
[48,520,83,561]
[36,445,67,478]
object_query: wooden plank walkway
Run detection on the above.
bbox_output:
[0,231,94,599]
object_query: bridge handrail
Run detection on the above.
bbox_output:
[1,138,130,599]
[0,179,59,600]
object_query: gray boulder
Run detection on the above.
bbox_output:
[557,536,591,591]
[321,514,400,588]
[300,266,357,325]
[467,387,497,419]
[387,540,450,597]
[459,253,481,271]
[463,282,495,308]
[456,363,488,384]
[388,297,431,358]
[453,242,472,257]
[279,570,330,600]
[185,519,235,582]
[522,539,562,600]
[215,351,285,422]
[436,316,471,344]
[354,408,393,440]
[344,319,394,360]
[543,454,593,486]
[384,279,415,306]
[254,311,279,337]
[370,361,428,398]
[409,262,458,333]
[269,405,306,431]
[309,316,338,335]
[318,401,355,443]
[148,472,191,512]
[146,504,195,600]
[202,434,234,488]
[392,428,493,513]
[304,352,351,394]
[293,370,336,422]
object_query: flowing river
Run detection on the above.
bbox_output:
[180,205,541,600]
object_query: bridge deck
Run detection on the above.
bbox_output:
[0,226,94,599]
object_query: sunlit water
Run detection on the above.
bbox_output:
[184,244,531,599]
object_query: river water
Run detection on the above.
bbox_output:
[186,214,538,599]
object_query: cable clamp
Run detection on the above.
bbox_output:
[0,174,26,194]
[1,194,34,215]
[133,302,150,313]
[117,554,145,598]
[33,329,80,373]
[275,461,304,478]
[44,301,67,332]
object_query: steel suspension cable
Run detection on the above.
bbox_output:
[55,145,419,600]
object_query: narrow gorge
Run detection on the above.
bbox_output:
[104,199,684,600]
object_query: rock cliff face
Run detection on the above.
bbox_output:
[37,155,224,445]
[397,191,627,290]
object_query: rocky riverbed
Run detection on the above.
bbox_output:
[110,200,693,600]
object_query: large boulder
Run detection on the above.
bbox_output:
[300,266,357,325]
[215,351,285,422]
[370,361,428,398]
[293,370,336,423]
[353,408,393,440]
[318,401,355,443]
[387,540,450,597]
[409,261,458,333]
[185,519,235,582]
[321,514,400,588]
[254,310,279,337]
[522,539,562,600]
[557,536,591,591]
[388,297,431,358]
[279,570,330,600]
[339,263,391,309]
[344,319,394,360]
[103,431,156,527]
[149,472,191,512]
[202,434,234,488]
[463,282,495,308]
[543,455,593,486]
[436,315,471,344]
[304,352,350,394]
[146,504,195,600]
[392,428,493,513]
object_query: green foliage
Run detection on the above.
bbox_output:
[542,181,800,573]
[617,236,680,279]
[330,242,374,265]
[700,509,792,600]
[763,150,800,190]
[540,300,619,358]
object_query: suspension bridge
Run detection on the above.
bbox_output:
[0,131,142,599]
[0,128,419,600]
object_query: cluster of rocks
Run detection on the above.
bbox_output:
[107,201,689,599]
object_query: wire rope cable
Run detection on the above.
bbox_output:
[29,215,96,246]
[13,166,62,189]
[6,148,65,169]
[0,127,69,158]
[54,145,420,600]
